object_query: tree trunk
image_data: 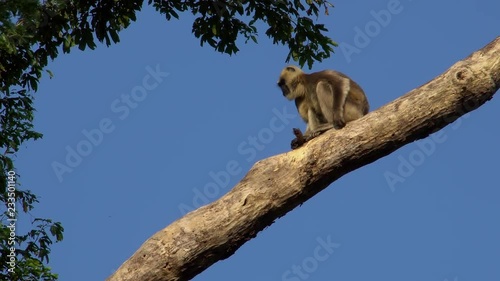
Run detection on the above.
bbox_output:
[107,37,500,281]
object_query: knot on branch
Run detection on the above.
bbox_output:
[451,65,473,86]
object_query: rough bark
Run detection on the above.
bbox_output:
[107,37,500,281]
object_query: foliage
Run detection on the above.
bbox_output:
[0,0,336,279]
[155,0,337,67]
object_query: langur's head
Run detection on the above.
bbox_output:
[277,65,304,100]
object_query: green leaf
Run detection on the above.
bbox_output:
[170,9,179,19]
[109,29,120,43]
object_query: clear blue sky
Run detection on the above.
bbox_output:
[15,0,500,280]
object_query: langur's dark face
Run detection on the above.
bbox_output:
[277,78,290,97]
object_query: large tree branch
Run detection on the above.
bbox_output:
[107,37,500,281]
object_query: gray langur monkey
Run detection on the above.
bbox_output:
[277,65,369,149]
